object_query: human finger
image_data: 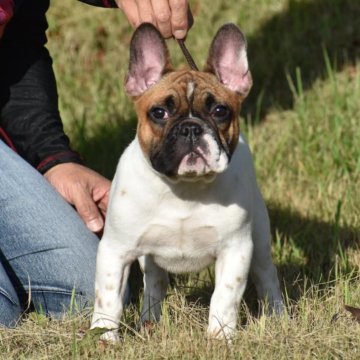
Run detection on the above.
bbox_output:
[117,0,141,27]
[169,0,190,39]
[71,184,104,233]
[135,0,156,25]
[93,184,110,218]
[151,0,172,38]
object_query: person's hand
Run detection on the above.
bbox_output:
[44,163,111,233]
[116,0,193,39]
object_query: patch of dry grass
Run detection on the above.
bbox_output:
[1,280,360,359]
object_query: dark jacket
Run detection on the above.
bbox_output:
[0,0,117,173]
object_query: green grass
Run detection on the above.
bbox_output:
[1,0,360,358]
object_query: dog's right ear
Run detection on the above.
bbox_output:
[125,23,172,97]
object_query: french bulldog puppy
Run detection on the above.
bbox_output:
[90,23,283,341]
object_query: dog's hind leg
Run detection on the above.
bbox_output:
[138,255,169,324]
[250,191,284,315]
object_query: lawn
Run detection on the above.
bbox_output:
[1,0,359,358]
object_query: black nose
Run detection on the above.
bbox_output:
[179,121,203,142]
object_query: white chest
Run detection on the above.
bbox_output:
[138,216,219,273]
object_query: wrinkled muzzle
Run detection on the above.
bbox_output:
[150,118,230,180]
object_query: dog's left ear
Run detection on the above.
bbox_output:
[125,23,172,97]
[204,23,252,97]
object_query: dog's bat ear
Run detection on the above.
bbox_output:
[125,23,172,97]
[204,23,252,97]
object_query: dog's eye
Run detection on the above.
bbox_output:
[149,107,168,121]
[212,105,231,122]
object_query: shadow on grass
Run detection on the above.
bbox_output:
[135,201,359,309]
[268,204,359,291]
[244,0,360,120]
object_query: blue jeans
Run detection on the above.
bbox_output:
[0,140,99,327]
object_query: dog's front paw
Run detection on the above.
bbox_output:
[99,329,121,343]
[89,327,120,343]
[206,325,234,343]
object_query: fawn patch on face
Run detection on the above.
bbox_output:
[134,71,240,179]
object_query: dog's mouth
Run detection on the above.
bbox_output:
[177,148,211,177]
[186,146,210,167]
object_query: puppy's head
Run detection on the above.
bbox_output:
[125,23,252,181]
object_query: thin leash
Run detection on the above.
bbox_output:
[176,38,199,71]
